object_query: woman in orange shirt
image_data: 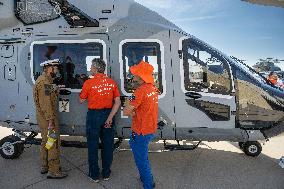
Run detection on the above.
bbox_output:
[123,61,159,189]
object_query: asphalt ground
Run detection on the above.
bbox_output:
[0,126,283,189]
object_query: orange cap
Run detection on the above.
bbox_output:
[130,60,154,84]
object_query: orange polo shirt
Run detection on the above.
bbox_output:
[130,83,159,135]
[80,73,120,109]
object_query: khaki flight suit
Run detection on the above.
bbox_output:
[33,72,60,174]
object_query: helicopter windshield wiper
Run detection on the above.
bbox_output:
[48,0,99,28]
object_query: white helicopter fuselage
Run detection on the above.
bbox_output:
[1,0,284,152]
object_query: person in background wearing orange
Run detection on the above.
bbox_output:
[79,58,121,182]
[123,61,159,189]
[268,71,278,85]
[268,71,284,88]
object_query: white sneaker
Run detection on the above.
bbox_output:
[103,177,110,181]
[89,177,99,183]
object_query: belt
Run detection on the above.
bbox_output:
[88,108,111,111]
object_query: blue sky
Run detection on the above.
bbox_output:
[135,0,284,67]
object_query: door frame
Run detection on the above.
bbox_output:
[175,36,237,129]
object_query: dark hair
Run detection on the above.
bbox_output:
[92,58,106,73]
[268,71,275,77]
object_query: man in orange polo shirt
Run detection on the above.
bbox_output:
[123,61,159,189]
[79,58,121,182]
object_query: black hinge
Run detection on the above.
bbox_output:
[178,50,183,59]
[231,111,236,115]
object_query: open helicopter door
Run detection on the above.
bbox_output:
[174,37,237,141]
[31,35,109,135]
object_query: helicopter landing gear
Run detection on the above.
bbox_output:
[0,135,24,159]
[241,141,262,157]
[0,130,39,159]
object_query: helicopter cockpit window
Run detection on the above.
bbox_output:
[122,42,163,94]
[182,38,231,95]
[48,0,99,27]
[15,0,60,25]
[32,42,103,89]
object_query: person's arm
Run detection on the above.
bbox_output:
[79,81,89,104]
[123,99,136,116]
[37,82,56,129]
[105,97,121,128]
[105,83,121,128]
[123,88,143,117]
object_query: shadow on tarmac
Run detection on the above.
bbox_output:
[0,140,283,189]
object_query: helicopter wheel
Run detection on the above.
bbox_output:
[242,141,262,157]
[0,135,24,159]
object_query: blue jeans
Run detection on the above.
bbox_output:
[129,132,154,189]
[86,109,114,179]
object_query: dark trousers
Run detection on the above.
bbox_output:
[86,109,114,179]
[129,132,154,189]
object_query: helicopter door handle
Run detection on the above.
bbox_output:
[59,89,71,96]
[185,92,202,100]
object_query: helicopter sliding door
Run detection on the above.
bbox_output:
[31,38,108,135]
[174,37,236,140]
[117,39,174,139]
[119,41,165,96]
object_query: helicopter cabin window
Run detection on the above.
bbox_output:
[122,42,163,94]
[182,38,231,95]
[32,42,103,89]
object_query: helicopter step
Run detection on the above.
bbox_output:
[163,140,202,151]
[0,129,124,159]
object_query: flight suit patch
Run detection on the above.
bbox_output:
[44,84,52,96]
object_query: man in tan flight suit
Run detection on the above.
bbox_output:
[33,59,67,179]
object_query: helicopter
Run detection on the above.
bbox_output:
[0,0,284,160]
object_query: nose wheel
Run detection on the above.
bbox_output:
[241,141,262,157]
[0,135,24,159]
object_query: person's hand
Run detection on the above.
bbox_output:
[104,117,113,128]
[79,98,86,104]
[48,120,55,130]
[124,98,130,107]
[130,111,136,117]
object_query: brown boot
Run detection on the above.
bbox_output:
[47,171,68,179]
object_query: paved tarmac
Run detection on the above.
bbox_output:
[0,127,283,189]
